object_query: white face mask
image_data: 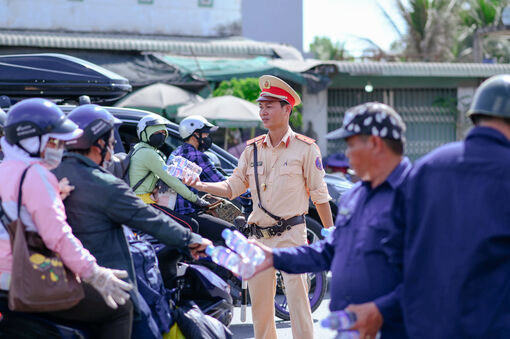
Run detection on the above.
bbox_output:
[43,147,64,169]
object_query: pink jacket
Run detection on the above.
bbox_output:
[0,155,96,290]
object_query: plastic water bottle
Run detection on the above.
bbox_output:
[205,245,255,278]
[321,310,381,339]
[222,229,265,266]
[321,310,357,331]
[321,226,336,238]
[163,155,202,181]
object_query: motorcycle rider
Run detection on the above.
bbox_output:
[172,116,235,242]
[129,115,211,233]
[0,98,133,339]
[53,104,212,316]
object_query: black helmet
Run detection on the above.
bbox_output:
[5,98,81,146]
[467,74,510,120]
[65,104,121,150]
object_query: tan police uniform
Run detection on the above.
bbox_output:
[227,127,331,339]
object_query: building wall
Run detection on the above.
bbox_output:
[242,0,303,52]
[0,0,241,37]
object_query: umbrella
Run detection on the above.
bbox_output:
[114,83,203,118]
[176,95,262,128]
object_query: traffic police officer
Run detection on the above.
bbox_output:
[253,102,411,339]
[396,74,510,338]
[185,75,334,339]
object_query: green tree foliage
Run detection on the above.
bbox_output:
[212,77,260,102]
[309,36,352,60]
[395,0,460,61]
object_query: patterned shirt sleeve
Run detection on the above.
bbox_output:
[196,153,226,183]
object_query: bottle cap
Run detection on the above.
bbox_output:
[320,318,331,328]
[221,228,232,239]
[205,245,215,256]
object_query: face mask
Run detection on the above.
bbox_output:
[197,135,213,152]
[148,133,166,149]
[43,147,64,169]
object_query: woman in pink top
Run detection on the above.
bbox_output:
[0,99,133,339]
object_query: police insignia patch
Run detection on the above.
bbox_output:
[263,80,271,89]
[315,157,323,170]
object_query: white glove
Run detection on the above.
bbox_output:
[84,264,134,309]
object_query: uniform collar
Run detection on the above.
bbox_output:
[63,152,101,169]
[466,126,510,148]
[362,157,412,190]
[262,127,294,148]
[385,157,412,189]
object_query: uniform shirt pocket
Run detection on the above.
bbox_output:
[279,165,303,190]
[247,166,264,192]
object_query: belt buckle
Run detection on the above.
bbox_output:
[260,228,271,239]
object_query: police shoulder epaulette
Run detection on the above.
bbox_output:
[295,133,315,145]
[247,134,266,145]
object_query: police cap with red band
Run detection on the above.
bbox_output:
[256,75,301,108]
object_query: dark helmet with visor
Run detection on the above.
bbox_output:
[4,98,82,154]
[65,104,121,150]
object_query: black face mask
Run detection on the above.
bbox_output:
[196,134,212,152]
[148,133,166,149]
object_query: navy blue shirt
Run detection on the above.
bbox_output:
[396,127,510,339]
[273,158,411,338]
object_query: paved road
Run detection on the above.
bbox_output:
[229,274,336,339]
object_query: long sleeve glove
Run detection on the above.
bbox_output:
[193,197,213,209]
[83,264,134,309]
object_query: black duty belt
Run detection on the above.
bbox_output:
[248,214,305,239]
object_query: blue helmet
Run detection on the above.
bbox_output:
[5,98,81,145]
[65,104,121,150]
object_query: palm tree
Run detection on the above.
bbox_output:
[396,0,461,61]
[456,0,510,62]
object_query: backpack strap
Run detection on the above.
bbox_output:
[125,147,152,192]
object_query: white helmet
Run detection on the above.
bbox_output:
[137,114,170,139]
[179,115,218,139]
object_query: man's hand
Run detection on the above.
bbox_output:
[188,238,213,260]
[58,177,75,200]
[183,175,203,190]
[346,302,383,339]
[246,239,274,279]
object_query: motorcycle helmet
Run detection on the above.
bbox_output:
[137,115,170,140]
[65,104,121,150]
[4,98,82,156]
[179,115,218,140]
[467,74,510,121]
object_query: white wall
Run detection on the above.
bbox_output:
[242,0,303,52]
[0,0,241,37]
[302,87,328,155]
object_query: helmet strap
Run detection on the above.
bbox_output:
[93,134,110,167]
[17,135,42,158]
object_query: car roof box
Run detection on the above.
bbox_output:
[0,53,132,102]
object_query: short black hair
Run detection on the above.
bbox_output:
[471,114,510,126]
[359,134,405,155]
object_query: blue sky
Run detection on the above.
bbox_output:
[303,0,407,55]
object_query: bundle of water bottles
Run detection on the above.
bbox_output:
[321,310,381,339]
[163,155,202,181]
[205,229,265,279]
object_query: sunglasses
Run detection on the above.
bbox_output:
[46,138,65,148]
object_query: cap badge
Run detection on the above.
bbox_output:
[263,80,271,89]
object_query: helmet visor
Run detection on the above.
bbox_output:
[50,118,83,140]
